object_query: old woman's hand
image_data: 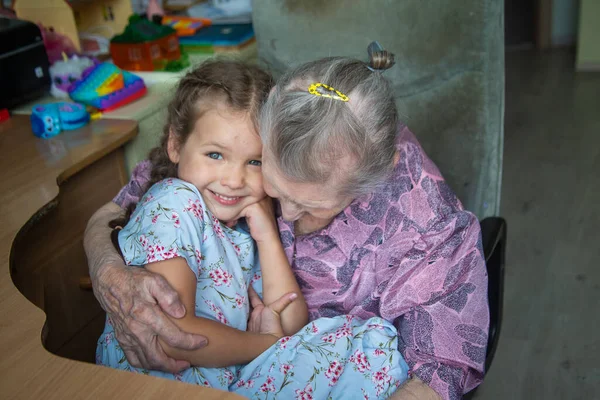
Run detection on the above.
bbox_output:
[94,262,208,373]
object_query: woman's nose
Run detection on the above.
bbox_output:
[221,165,245,190]
[280,202,303,221]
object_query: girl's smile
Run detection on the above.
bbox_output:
[167,103,265,224]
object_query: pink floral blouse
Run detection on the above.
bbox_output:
[113,126,489,400]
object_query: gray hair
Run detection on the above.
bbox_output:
[260,53,398,198]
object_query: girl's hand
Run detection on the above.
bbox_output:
[247,286,298,338]
[238,197,279,244]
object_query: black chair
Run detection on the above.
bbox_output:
[464,216,507,399]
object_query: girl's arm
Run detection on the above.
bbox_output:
[243,199,309,335]
[145,257,281,368]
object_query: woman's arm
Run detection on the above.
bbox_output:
[243,198,309,335]
[146,257,283,368]
[85,201,129,283]
[84,201,207,372]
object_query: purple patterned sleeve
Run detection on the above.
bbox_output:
[112,160,152,210]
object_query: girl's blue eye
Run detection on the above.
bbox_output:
[249,160,262,167]
[207,152,222,160]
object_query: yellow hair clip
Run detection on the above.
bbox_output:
[308,83,349,102]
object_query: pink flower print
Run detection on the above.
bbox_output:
[146,244,158,263]
[223,369,234,384]
[311,322,319,334]
[233,244,241,254]
[103,333,112,345]
[295,383,314,400]
[209,267,233,287]
[165,178,173,185]
[195,249,203,265]
[345,314,355,323]
[245,379,255,388]
[259,376,276,393]
[143,194,154,204]
[322,333,337,344]
[200,379,211,387]
[215,308,228,324]
[367,322,384,330]
[138,235,149,249]
[151,214,159,224]
[135,215,141,223]
[161,247,178,260]
[236,380,246,388]
[280,363,293,375]
[235,294,245,308]
[372,366,392,384]
[205,300,217,312]
[212,215,225,238]
[204,299,227,323]
[325,360,344,386]
[361,388,370,400]
[250,273,261,285]
[170,211,180,228]
[174,372,183,382]
[372,366,393,396]
[349,349,371,372]
[184,199,203,219]
[335,324,352,339]
[278,336,291,349]
[373,348,386,357]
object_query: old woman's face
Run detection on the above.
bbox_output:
[261,155,353,235]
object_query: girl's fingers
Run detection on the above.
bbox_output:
[267,292,298,315]
[248,286,264,308]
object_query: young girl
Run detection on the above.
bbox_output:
[97,60,408,399]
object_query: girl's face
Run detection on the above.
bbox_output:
[168,105,265,224]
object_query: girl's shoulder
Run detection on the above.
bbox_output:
[139,178,206,210]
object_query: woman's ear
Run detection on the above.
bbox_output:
[167,128,181,164]
[393,150,400,166]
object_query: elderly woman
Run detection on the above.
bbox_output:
[85,52,488,400]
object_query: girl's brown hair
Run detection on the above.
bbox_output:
[148,59,274,190]
[110,60,273,240]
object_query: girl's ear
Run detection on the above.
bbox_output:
[167,128,181,164]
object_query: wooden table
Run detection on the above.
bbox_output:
[0,116,240,399]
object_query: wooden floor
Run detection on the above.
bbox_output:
[474,49,600,399]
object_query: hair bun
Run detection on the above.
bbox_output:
[367,41,395,71]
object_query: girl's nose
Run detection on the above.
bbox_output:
[221,165,245,190]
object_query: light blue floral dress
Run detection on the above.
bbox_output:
[96,178,409,399]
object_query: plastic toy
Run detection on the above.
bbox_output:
[49,54,95,98]
[68,63,147,112]
[30,102,90,139]
[110,15,181,71]
[161,16,210,36]
[37,23,78,63]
